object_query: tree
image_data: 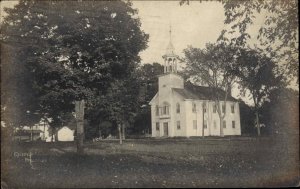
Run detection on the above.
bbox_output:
[232,47,285,136]
[1,44,41,131]
[1,0,148,145]
[260,88,299,137]
[184,43,237,137]
[180,0,299,83]
[98,71,142,144]
[221,0,298,82]
[132,63,164,134]
[238,99,256,135]
[137,63,164,104]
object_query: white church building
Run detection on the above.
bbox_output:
[149,31,241,137]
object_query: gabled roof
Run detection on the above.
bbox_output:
[172,82,237,102]
[149,93,158,105]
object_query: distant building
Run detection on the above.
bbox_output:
[57,126,74,141]
[149,29,241,137]
[13,118,76,142]
[13,128,43,141]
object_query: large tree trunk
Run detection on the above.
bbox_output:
[118,124,122,145]
[76,120,84,154]
[76,131,84,153]
[75,100,85,154]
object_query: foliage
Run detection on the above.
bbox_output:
[232,47,284,135]
[233,48,284,108]
[1,44,41,128]
[85,62,163,138]
[260,88,299,136]
[238,99,256,135]
[180,0,299,83]
[183,43,237,136]
[220,0,298,82]
[84,69,142,139]
[131,63,164,134]
[137,63,164,105]
[1,0,148,130]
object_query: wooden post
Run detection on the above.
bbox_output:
[122,123,126,140]
[75,100,85,154]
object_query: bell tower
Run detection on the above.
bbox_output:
[162,26,179,73]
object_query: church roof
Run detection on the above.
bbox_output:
[172,82,237,101]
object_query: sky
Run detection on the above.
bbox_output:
[0,0,260,105]
[132,1,226,64]
[1,1,296,104]
[1,0,227,64]
[0,0,261,64]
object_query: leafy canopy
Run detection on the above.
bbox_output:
[1,0,148,127]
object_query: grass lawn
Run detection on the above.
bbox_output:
[1,136,299,188]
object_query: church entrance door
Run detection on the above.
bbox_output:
[163,122,168,136]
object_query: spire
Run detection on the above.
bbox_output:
[166,24,175,55]
[169,24,172,42]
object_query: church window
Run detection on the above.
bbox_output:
[232,121,235,128]
[162,102,169,115]
[192,103,196,112]
[213,104,217,113]
[223,120,226,128]
[193,120,197,129]
[156,105,159,116]
[214,120,217,129]
[176,103,180,113]
[177,121,181,130]
[156,122,160,131]
[231,104,235,113]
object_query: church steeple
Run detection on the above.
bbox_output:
[162,25,179,74]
